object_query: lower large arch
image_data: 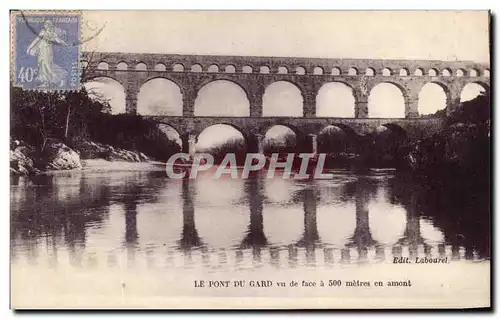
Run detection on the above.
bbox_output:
[368,83,406,118]
[262,124,301,155]
[317,125,349,153]
[84,77,125,114]
[369,125,408,168]
[196,124,247,165]
[316,82,355,117]
[137,78,183,116]
[460,82,489,102]
[263,81,303,117]
[418,83,448,116]
[195,80,250,117]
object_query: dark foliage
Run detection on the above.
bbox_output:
[10,86,180,161]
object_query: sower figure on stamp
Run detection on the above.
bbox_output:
[26,19,69,89]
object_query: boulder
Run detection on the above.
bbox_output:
[73,139,150,162]
[10,146,38,175]
[44,142,82,170]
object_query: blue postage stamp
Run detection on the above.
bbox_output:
[12,11,81,91]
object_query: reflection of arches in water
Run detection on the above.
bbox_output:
[136,182,183,250]
[317,203,356,247]
[86,204,125,254]
[195,179,248,248]
[420,218,445,245]
[196,206,249,248]
[263,206,303,246]
[178,179,203,250]
[296,188,320,247]
[240,178,268,250]
[368,188,407,246]
[263,178,300,203]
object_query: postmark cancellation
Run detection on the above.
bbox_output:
[11,11,81,91]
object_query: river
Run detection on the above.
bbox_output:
[10,168,490,308]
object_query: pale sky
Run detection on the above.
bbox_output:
[82,11,489,147]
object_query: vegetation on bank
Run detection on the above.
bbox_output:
[10,86,180,172]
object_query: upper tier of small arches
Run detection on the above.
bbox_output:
[89,59,489,78]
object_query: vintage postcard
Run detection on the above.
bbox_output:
[10,10,491,309]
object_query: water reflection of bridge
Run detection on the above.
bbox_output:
[11,173,483,270]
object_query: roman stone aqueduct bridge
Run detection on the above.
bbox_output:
[84,52,490,154]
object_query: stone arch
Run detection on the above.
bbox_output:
[428,68,438,77]
[260,66,271,74]
[460,81,489,102]
[381,123,407,138]
[317,124,355,154]
[137,77,183,116]
[84,76,126,114]
[116,61,128,71]
[97,62,109,70]
[135,62,147,71]
[194,80,250,117]
[365,68,375,76]
[261,124,303,155]
[191,64,203,73]
[332,67,341,76]
[261,123,303,138]
[313,66,324,75]
[371,124,408,168]
[195,123,248,166]
[196,123,248,147]
[157,123,182,148]
[348,67,358,76]
[278,66,289,74]
[295,66,306,75]
[399,68,409,76]
[469,69,479,77]
[418,82,449,115]
[172,63,185,72]
[368,82,406,118]
[483,69,490,77]
[316,82,356,118]
[154,63,167,72]
[382,68,392,76]
[414,68,424,76]
[242,65,253,73]
[262,81,304,117]
[225,65,236,73]
[456,69,465,77]
[442,68,452,77]
[208,64,220,73]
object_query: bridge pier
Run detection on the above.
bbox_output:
[405,98,419,118]
[181,134,197,158]
[355,98,368,118]
[247,134,264,154]
[125,89,138,114]
[305,134,318,154]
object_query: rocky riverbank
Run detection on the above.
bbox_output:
[10,139,155,176]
